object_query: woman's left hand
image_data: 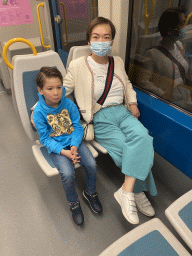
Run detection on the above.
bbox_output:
[129,104,140,118]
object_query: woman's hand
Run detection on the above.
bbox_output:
[129,104,140,118]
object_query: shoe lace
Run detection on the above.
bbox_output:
[71,202,80,211]
[89,192,98,202]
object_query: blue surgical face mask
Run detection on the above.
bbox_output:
[90,41,112,57]
[175,27,188,40]
[179,26,188,38]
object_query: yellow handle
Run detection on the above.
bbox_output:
[169,0,172,8]
[185,12,192,25]
[144,0,156,35]
[60,2,68,46]
[37,3,51,49]
[2,38,37,70]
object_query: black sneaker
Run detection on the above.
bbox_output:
[83,190,103,214]
[70,202,84,226]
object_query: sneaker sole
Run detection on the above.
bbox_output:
[83,191,100,214]
[135,202,155,217]
[114,191,139,225]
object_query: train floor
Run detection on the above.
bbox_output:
[0,83,192,256]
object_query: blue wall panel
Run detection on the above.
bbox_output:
[136,89,192,179]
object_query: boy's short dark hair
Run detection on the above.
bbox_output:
[36,67,63,89]
[86,16,116,42]
[158,7,186,37]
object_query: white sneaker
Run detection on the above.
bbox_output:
[114,187,139,224]
[135,192,155,217]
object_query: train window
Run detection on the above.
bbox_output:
[126,0,192,114]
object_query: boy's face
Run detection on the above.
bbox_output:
[38,77,63,108]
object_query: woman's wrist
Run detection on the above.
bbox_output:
[129,102,138,106]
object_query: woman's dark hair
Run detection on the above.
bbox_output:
[158,7,186,37]
[86,16,116,42]
[36,67,63,88]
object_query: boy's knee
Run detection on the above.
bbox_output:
[84,157,96,172]
[60,169,75,182]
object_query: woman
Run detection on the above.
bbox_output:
[138,7,192,112]
[63,17,157,225]
[32,17,157,225]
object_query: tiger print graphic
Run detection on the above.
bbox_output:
[47,109,74,137]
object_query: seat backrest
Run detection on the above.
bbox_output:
[135,32,162,56]
[66,44,112,69]
[13,50,66,141]
[66,45,91,69]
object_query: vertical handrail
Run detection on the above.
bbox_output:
[144,0,157,35]
[185,12,192,25]
[169,0,172,8]
[60,2,68,46]
[37,3,51,49]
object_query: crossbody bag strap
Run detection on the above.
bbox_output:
[97,56,114,105]
[154,45,186,81]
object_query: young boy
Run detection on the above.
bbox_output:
[33,67,102,226]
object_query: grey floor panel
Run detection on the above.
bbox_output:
[0,93,192,256]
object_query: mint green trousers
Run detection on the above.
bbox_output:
[93,104,157,196]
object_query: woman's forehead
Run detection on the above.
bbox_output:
[91,23,112,35]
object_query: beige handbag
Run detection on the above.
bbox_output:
[81,121,94,141]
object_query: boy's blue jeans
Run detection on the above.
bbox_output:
[50,142,96,205]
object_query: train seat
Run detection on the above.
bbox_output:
[66,45,91,69]
[99,218,191,256]
[66,45,108,154]
[11,50,98,177]
[165,189,192,250]
[135,32,162,57]
[0,41,11,91]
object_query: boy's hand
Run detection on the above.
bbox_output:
[71,146,80,163]
[31,110,36,129]
[61,148,80,164]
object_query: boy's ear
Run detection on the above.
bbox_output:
[37,86,43,95]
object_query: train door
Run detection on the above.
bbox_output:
[49,0,98,67]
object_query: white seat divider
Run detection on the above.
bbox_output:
[165,189,192,251]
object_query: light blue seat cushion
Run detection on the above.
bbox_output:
[40,147,55,168]
[178,201,192,232]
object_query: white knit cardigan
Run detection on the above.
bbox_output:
[64,55,137,123]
